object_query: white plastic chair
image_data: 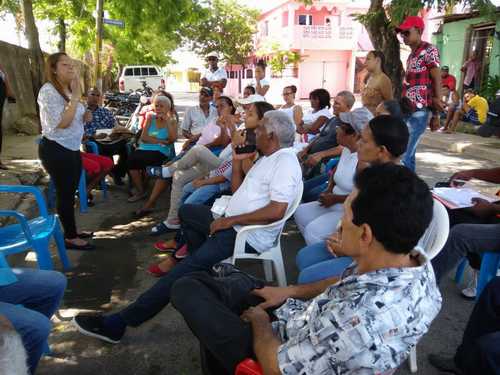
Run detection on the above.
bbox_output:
[408,198,450,373]
[226,182,304,287]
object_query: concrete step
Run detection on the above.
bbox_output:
[420,130,500,162]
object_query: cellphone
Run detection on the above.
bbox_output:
[235,129,257,154]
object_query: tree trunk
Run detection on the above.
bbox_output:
[21,0,45,97]
[361,0,405,99]
[57,17,66,52]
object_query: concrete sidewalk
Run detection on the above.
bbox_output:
[420,130,500,162]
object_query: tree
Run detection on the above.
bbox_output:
[21,0,45,95]
[301,0,496,98]
[182,0,259,66]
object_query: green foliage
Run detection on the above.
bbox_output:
[257,41,301,76]
[182,0,259,66]
[480,75,500,102]
[0,0,205,67]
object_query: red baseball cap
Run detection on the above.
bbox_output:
[396,16,425,32]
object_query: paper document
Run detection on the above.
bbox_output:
[432,187,499,209]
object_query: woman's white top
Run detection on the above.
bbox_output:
[332,147,358,195]
[38,82,85,151]
[302,107,332,126]
[279,105,299,127]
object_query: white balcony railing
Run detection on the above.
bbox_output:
[300,25,354,40]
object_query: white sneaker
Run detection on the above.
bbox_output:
[461,270,478,299]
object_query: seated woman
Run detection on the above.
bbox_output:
[296,88,332,141]
[278,85,303,129]
[294,107,373,246]
[296,114,410,284]
[135,96,237,217]
[127,95,177,202]
[148,102,275,276]
[81,151,113,205]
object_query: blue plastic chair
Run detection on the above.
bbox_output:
[455,252,500,301]
[0,185,71,286]
[84,141,108,199]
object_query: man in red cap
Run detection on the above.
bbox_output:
[396,15,443,171]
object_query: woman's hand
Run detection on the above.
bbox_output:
[83,110,93,124]
[192,178,206,188]
[232,129,247,149]
[318,192,338,208]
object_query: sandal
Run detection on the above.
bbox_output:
[154,240,177,253]
[65,240,96,251]
[147,257,177,277]
[133,208,153,219]
[78,231,94,239]
[127,192,147,203]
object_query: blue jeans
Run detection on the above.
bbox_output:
[402,109,431,171]
[302,174,328,203]
[120,204,255,327]
[0,268,67,373]
[181,182,226,205]
[431,223,500,284]
[296,242,352,284]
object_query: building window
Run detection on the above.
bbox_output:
[246,69,254,79]
[298,14,312,25]
[228,71,237,79]
[263,21,269,36]
[282,11,288,27]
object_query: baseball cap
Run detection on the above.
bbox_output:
[396,16,425,32]
[237,94,266,105]
[339,107,374,134]
[200,87,213,97]
[442,65,449,71]
[206,51,219,59]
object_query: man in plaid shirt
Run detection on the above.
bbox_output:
[397,16,444,171]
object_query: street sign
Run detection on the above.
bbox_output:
[103,18,124,28]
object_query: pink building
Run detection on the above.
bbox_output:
[225,0,373,102]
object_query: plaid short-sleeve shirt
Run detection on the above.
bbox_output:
[403,41,440,110]
[84,106,116,137]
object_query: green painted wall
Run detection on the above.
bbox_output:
[433,15,500,85]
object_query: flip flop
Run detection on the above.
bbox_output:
[154,241,177,253]
[78,231,94,239]
[150,222,177,236]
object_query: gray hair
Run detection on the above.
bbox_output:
[336,90,356,109]
[262,110,295,148]
[0,329,29,375]
[154,95,172,109]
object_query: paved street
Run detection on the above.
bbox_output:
[2,93,494,374]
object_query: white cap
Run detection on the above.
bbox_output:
[206,51,219,59]
[237,94,266,105]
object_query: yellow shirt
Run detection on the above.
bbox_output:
[467,95,489,124]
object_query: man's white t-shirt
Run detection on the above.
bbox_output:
[225,148,302,253]
[181,105,218,135]
[202,67,228,83]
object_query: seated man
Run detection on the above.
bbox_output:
[84,87,129,185]
[431,167,500,297]
[298,90,355,178]
[477,89,500,138]
[180,87,218,148]
[0,268,66,374]
[72,110,302,343]
[447,89,489,133]
[429,277,500,375]
[171,164,441,375]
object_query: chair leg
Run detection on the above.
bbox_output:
[263,260,273,282]
[272,245,287,287]
[79,170,88,213]
[53,220,71,271]
[476,252,500,301]
[101,178,108,199]
[0,254,18,285]
[455,258,467,284]
[408,346,418,373]
[33,239,54,270]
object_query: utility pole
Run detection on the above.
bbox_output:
[95,0,104,92]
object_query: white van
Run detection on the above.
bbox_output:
[119,65,166,93]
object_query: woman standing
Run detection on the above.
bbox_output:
[278,85,303,129]
[362,51,393,115]
[0,64,15,169]
[253,60,270,98]
[38,53,94,250]
[127,95,177,202]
